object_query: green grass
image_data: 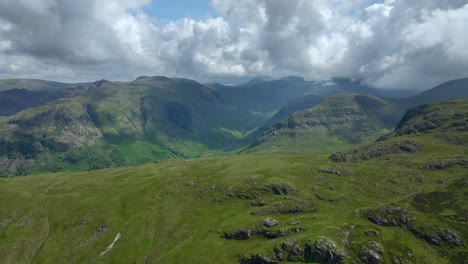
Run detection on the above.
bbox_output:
[0,126,466,263]
[0,90,467,263]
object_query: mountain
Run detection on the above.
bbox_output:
[0,98,466,263]
[331,98,468,163]
[0,88,64,116]
[246,77,468,154]
[0,79,79,92]
[0,79,85,116]
[0,77,260,176]
[208,76,413,117]
[1,76,467,176]
[246,94,402,154]
[400,77,468,108]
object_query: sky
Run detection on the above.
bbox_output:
[0,0,467,90]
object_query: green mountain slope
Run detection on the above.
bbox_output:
[0,76,467,177]
[247,94,402,154]
[0,77,264,176]
[0,99,466,263]
[208,76,415,118]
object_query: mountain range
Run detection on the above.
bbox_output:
[0,76,468,176]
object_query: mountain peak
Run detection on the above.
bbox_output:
[134,76,172,82]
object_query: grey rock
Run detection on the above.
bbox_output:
[364,230,380,237]
[304,238,346,264]
[262,218,279,227]
[238,254,279,264]
[287,244,304,262]
[364,206,415,227]
[359,241,384,264]
[224,229,252,240]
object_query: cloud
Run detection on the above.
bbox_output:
[0,0,467,89]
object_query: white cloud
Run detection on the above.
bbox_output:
[0,0,467,89]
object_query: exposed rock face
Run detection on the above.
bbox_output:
[330,140,423,162]
[319,166,353,176]
[224,226,305,240]
[419,158,467,170]
[363,206,415,227]
[359,241,384,264]
[267,183,297,195]
[410,226,463,247]
[167,102,192,130]
[262,218,279,227]
[238,254,279,264]
[224,182,297,200]
[275,242,305,262]
[224,229,252,240]
[364,230,380,237]
[304,238,346,264]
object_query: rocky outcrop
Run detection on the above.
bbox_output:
[224,229,252,240]
[252,199,312,215]
[266,183,297,195]
[224,182,297,200]
[224,227,305,240]
[359,241,384,264]
[419,158,467,170]
[238,255,279,264]
[263,218,279,227]
[275,241,304,262]
[363,206,415,227]
[330,140,423,162]
[319,166,353,176]
[410,226,463,248]
[304,238,347,264]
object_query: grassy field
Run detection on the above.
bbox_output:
[0,99,467,263]
[0,131,466,263]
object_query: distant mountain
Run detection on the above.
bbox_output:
[246,77,468,154]
[208,76,417,117]
[400,77,468,108]
[246,94,402,154]
[0,79,79,92]
[0,75,467,176]
[331,98,468,163]
[0,77,259,176]
[0,88,64,116]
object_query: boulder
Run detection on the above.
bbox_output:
[262,218,279,227]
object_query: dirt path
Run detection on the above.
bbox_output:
[99,233,122,256]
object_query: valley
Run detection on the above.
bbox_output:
[0,76,466,263]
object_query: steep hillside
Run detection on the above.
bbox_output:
[0,77,259,176]
[0,99,466,263]
[247,94,402,154]
[1,76,466,176]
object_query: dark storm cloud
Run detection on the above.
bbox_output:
[0,0,467,89]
